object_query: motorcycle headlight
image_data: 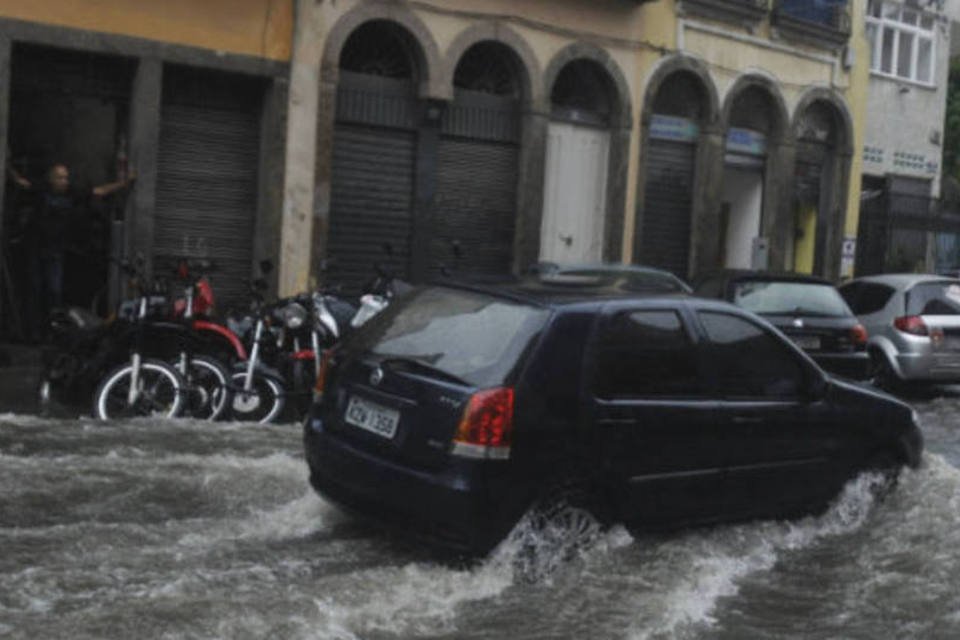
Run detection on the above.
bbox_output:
[282,302,307,330]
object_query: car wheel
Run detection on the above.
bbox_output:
[511,484,608,582]
[869,351,900,391]
[863,450,903,501]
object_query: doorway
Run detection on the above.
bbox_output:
[540,122,610,262]
[540,59,616,264]
[720,167,764,268]
[4,44,134,338]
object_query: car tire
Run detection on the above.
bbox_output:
[863,449,903,501]
[511,483,609,582]
[869,350,900,392]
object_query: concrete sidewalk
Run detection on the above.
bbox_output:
[0,343,43,414]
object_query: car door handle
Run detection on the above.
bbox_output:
[732,415,764,425]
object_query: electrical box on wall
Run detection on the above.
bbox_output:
[751,236,770,270]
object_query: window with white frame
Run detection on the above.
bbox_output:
[866,0,936,85]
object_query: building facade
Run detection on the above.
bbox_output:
[857,0,954,275]
[642,0,866,280]
[0,0,293,336]
[281,0,867,296]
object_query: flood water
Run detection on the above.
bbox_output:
[3,399,960,639]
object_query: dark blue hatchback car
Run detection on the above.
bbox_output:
[304,280,922,556]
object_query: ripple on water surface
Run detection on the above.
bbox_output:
[3,413,960,639]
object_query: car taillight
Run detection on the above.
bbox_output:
[313,350,334,399]
[894,315,928,336]
[850,323,868,346]
[451,387,514,460]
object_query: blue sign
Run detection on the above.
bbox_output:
[726,127,767,156]
[650,114,699,142]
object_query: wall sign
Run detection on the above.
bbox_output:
[650,114,699,142]
[725,127,767,156]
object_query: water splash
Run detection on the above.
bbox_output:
[627,470,891,640]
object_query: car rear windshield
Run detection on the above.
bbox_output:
[556,269,690,293]
[345,286,550,388]
[733,280,852,318]
[906,281,960,316]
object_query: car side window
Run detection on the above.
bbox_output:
[593,310,702,399]
[697,311,806,399]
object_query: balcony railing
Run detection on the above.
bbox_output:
[772,0,851,48]
[680,0,770,24]
[778,0,849,29]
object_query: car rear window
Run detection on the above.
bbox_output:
[840,282,895,315]
[906,281,960,316]
[557,269,691,293]
[733,280,852,318]
[345,286,550,387]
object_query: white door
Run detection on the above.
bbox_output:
[721,167,764,269]
[539,122,611,263]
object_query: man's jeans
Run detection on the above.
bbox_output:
[28,249,64,335]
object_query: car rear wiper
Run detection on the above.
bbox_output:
[378,356,470,386]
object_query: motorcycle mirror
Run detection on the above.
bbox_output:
[259,259,274,275]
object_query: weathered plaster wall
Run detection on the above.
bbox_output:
[0,0,294,61]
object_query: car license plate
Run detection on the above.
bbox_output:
[344,396,400,439]
[793,335,821,350]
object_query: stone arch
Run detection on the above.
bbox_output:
[443,22,541,106]
[641,54,719,130]
[320,2,443,99]
[720,72,791,143]
[791,87,854,156]
[543,42,632,129]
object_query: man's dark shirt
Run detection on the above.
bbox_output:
[25,186,92,253]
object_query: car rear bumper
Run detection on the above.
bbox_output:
[896,352,960,382]
[812,352,870,380]
[303,413,516,557]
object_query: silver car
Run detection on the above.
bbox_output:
[839,274,960,385]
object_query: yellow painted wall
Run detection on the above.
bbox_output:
[621,0,677,262]
[0,0,293,60]
[844,0,870,278]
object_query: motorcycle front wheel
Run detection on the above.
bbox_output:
[229,371,285,424]
[93,359,186,420]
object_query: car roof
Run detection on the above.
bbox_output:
[696,269,831,286]
[528,262,692,292]
[846,273,960,289]
[430,276,692,307]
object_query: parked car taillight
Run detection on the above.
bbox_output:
[850,324,868,347]
[451,387,514,460]
[313,350,334,399]
[894,315,928,336]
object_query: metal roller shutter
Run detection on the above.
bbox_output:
[328,124,415,293]
[639,139,696,278]
[328,72,417,294]
[154,67,262,312]
[432,91,519,278]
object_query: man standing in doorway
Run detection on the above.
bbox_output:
[9,162,135,338]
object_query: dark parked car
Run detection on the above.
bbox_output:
[694,270,869,380]
[303,280,922,556]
